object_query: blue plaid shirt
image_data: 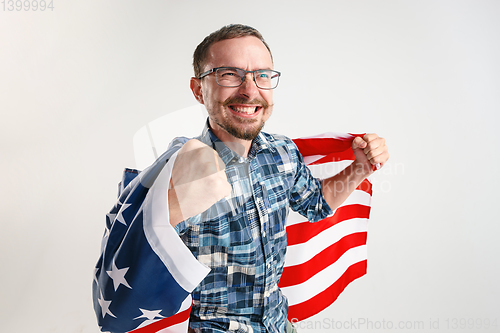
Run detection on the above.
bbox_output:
[174,123,332,333]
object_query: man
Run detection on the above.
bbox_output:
[94,24,388,333]
[168,24,388,332]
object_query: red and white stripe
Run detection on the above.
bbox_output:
[280,133,372,322]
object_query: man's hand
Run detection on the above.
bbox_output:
[322,133,389,211]
[351,134,389,177]
[168,139,232,227]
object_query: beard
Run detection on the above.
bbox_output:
[219,115,266,140]
[209,96,272,141]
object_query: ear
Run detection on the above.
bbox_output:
[190,77,204,104]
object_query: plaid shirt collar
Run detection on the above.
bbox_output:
[198,119,272,165]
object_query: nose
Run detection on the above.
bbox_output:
[237,72,260,100]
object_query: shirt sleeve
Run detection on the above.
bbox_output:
[288,140,333,223]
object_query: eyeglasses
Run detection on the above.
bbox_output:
[198,67,281,90]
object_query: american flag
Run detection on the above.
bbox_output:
[93,133,372,332]
[93,147,210,333]
[280,133,372,322]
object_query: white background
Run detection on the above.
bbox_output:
[1,1,499,332]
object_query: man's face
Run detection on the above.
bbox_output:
[193,36,274,141]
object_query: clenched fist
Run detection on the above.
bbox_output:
[168,139,232,227]
[351,133,389,176]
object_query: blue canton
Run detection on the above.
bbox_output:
[174,122,332,333]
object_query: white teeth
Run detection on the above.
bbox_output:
[230,106,257,114]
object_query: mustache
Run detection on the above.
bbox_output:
[221,96,270,109]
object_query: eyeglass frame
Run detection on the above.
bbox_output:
[197,67,281,90]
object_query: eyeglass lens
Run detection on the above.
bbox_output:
[215,68,279,89]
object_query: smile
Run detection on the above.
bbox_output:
[229,105,261,115]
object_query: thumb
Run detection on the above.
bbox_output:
[351,136,367,150]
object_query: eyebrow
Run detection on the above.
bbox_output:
[223,66,275,71]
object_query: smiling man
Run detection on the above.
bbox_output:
[94,24,388,333]
[166,24,388,333]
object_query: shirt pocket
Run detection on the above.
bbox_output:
[261,174,291,215]
[226,264,258,312]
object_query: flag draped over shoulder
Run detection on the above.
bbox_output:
[93,139,211,333]
[280,133,372,322]
[93,133,372,332]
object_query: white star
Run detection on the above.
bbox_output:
[106,260,132,291]
[98,291,116,319]
[100,226,111,254]
[103,226,110,239]
[134,308,165,321]
[115,204,131,226]
[106,213,117,225]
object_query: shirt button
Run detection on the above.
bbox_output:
[262,231,266,237]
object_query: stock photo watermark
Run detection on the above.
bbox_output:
[321,161,405,197]
[290,317,498,331]
[1,0,54,11]
[369,161,404,193]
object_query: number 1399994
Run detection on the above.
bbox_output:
[2,0,54,11]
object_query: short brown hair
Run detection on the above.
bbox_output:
[193,24,273,78]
